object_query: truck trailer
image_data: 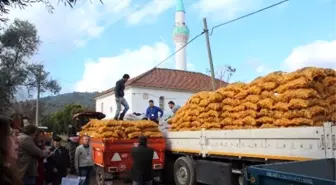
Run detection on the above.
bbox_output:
[163,122,336,185]
[246,158,336,185]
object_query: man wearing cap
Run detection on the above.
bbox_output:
[46,136,69,185]
[131,136,154,185]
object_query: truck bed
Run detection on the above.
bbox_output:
[165,123,336,160]
[90,138,165,173]
[246,158,336,185]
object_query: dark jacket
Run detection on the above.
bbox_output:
[17,133,44,179]
[46,146,69,181]
[115,79,126,98]
[131,144,154,182]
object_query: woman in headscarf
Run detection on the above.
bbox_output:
[0,115,21,185]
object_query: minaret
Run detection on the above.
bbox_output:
[172,0,190,71]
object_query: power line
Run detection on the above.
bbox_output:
[210,0,289,35]
[153,31,205,68]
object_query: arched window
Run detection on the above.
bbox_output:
[159,96,165,110]
[101,102,104,112]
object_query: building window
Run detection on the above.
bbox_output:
[110,106,113,113]
[159,96,165,110]
[143,93,149,100]
[101,102,104,112]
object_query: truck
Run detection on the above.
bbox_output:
[68,112,166,185]
[246,158,336,185]
[163,122,336,185]
[91,137,165,185]
[68,111,106,174]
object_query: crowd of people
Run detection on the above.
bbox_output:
[0,74,178,185]
[0,116,97,185]
[1,115,157,185]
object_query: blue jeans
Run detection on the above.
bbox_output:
[23,176,36,185]
[115,97,129,117]
[79,166,93,185]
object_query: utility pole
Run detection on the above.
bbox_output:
[35,64,42,126]
[203,18,216,91]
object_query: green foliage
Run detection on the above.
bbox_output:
[41,92,96,115]
[42,103,87,134]
[0,19,61,114]
[25,64,61,94]
[0,19,40,113]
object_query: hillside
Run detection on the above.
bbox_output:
[40,92,97,115]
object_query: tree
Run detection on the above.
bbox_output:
[0,19,40,113]
[42,104,87,134]
[25,64,61,94]
[0,19,61,114]
[0,0,103,24]
[9,99,46,123]
[206,65,237,83]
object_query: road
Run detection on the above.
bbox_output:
[89,172,172,185]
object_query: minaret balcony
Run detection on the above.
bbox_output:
[172,25,190,37]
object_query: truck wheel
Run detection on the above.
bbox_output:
[96,166,105,185]
[174,157,196,185]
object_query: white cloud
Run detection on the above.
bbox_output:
[193,0,263,21]
[246,57,273,74]
[7,1,130,48]
[283,40,336,71]
[6,0,171,48]
[75,42,171,92]
[127,0,175,25]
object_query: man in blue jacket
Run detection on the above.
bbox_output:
[146,100,163,124]
[114,74,130,120]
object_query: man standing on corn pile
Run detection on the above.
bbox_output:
[114,74,130,120]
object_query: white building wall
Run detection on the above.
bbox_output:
[130,87,194,115]
[95,88,133,119]
[175,42,187,70]
[95,87,195,119]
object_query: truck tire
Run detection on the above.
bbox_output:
[96,166,105,185]
[174,157,196,185]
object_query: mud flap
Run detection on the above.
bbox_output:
[195,160,232,185]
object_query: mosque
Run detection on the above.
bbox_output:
[95,0,226,118]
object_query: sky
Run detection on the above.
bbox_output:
[7,0,336,95]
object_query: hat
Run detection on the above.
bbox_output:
[53,136,62,142]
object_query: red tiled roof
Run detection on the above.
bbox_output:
[96,68,228,98]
